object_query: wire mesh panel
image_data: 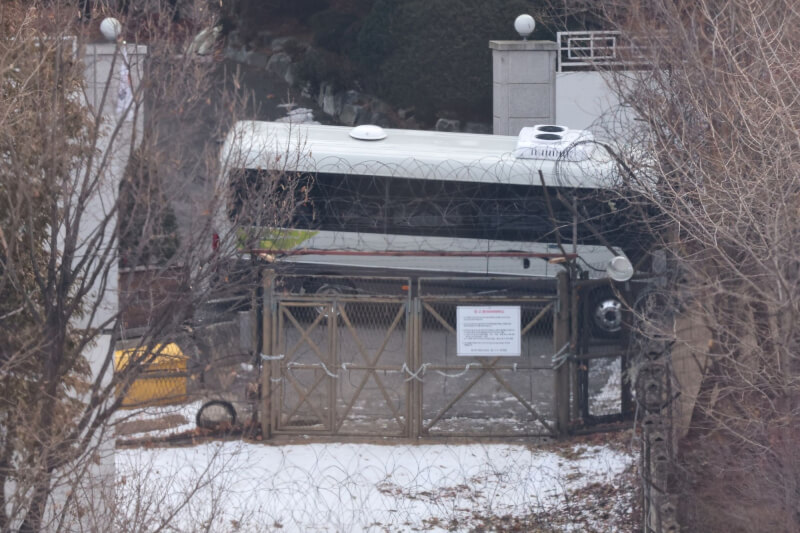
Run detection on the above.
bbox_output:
[271,276,412,436]
[416,278,559,437]
[333,298,410,436]
[273,304,336,432]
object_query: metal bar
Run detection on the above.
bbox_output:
[411,296,421,439]
[520,302,554,336]
[272,301,283,432]
[247,249,578,259]
[554,272,571,436]
[421,301,456,335]
[422,364,555,371]
[485,366,556,435]
[277,305,331,429]
[281,367,330,428]
[328,299,337,432]
[423,358,499,432]
[570,274,581,424]
[284,363,404,371]
[276,296,409,304]
[282,307,327,364]
[260,270,275,438]
[573,351,626,360]
[335,304,406,432]
[419,431,555,438]
[418,296,555,303]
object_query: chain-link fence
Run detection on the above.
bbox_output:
[261,274,578,439]
[415,278,559,438]
[116,273,634,441]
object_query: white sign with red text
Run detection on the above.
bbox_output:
[456,306,521,357]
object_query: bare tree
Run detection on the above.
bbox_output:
[0,1,299,531]
[545,0,800,530]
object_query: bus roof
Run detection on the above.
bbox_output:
[221,120,617,189]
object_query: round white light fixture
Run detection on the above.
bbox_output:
[514,14,535,40]
[100,17,122,42]
[607,255,634,282]
[349,124,387,141]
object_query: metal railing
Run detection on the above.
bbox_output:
[557,30,646,72]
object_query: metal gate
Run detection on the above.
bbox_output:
[263,275,413,437]
[260,273,631,438]
[412,277,561,438]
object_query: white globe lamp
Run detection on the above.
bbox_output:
[607,255,635,282]
[514,14,535,40]
[100,17,122,42]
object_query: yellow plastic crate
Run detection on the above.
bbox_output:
[114,343,188,408]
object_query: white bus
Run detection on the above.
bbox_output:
[218,121,635,281]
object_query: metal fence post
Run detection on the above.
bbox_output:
[260,269,276,439]
[410,295,421,439]
[570,279,581,423]
[555,271,571,436]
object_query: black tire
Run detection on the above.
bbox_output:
[196,400,236,430]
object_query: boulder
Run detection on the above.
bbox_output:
[275,108,316,124]
[369,111,392,128]
[435,118,461,132]
[266,52,292,80]
[317,83,337,117]
[224,46,268,68]
[270,37,297,52]
[339,104,362,126]
[398,107,415,120]
[284,64,296,86]
[343,90,362,105]
[187,26,221,56]
[464,122,491,134]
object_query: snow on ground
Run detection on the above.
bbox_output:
[116,438,637,532]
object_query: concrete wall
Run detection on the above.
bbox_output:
[555,71,622,133]
[490,40,635,136]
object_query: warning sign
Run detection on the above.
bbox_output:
[456,306,521,357]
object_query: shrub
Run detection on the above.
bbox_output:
[356,0,553,122]
[296,47,358,91]
[310,9,360,53]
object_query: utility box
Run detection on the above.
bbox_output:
[114,343,188,407]
[489,40,557,135]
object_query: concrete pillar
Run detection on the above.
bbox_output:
[489,40,557,135]
[52,40,146,529]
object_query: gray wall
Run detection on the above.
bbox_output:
[490,40,557,135]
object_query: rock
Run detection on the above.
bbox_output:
[435,118,461,132]
[275,108,315,124]
[225,46,268,68]
[371,100,394,116]
[271,37,306,54]
[333,91,345,117]
[267,52,292,80]
[284,64,296,86]
[339,104,362,126]
[343,90,362,105]
[464,122,491,134]
[318,83,336,117]
[255,29,274,48]
[398,107,415,120]
[187,26,221,56]
[369,111,392,128]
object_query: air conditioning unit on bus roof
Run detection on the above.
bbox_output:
[514,125,595,161]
